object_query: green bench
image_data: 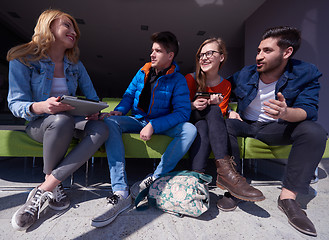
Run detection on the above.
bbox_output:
[0,98,176,160]
[0,98,328,185]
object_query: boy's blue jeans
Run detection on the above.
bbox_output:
[103,115,197,192]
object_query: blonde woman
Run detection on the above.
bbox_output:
[7,9,108,231]
[185,38,264,205]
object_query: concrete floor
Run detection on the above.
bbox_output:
[0,157,328,240]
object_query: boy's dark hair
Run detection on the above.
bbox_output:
[262,26,301,57]
[151,31,179,58]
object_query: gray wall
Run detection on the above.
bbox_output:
[221,47,244,79]
[245,0,329,132]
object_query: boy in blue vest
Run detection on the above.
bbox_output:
[91,32,197,227]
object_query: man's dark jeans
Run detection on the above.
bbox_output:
[226,119,327,194]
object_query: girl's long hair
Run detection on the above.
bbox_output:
[7,9,81,65]
[195,38,227,92]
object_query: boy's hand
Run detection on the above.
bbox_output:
[140,123,154,141]
[86,112,100,120]
[99,111,122,120]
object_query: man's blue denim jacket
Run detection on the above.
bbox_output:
[228,59,322,121]
[7,57,99,121]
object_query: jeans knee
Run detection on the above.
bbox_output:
[103,116,122,134]
[183,122,197,139]
[294,121,327,144]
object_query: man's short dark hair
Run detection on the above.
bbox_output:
[151,31,179,58]
[262,26,301,57]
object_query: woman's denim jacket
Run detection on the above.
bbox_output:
[228,59,322,121]
[7,57,99,121]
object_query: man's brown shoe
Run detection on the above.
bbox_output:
[217,192,241,212]
[215,156,265,202]
[277,197,317,237]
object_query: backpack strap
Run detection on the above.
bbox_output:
[134,186,150,211]
[158,170,212,184]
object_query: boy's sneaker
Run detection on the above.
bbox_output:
[12,187,50,231]
[48,183,70,211]
[130,174,154,199]
[91,194,132,228]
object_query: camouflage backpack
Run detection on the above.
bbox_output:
[135,170,212,217]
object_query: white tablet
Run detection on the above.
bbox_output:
[60,95,108,116]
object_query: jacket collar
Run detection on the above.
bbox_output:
[141,61,179,76]
[283,59,298,79]
[39,55,73,65]
[277,59,300,90]
[248,68,260,87]
[248,59,299,89]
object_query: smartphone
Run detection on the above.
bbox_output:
[193,92,223,101]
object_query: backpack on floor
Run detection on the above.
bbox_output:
[134,170,212,217]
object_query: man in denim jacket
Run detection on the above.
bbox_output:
[220,26,327,237]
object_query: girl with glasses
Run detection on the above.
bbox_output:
[185,38,264,210]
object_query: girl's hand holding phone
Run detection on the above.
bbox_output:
[208,93,223,105]
[193,98,208,111]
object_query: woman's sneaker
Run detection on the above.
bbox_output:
[48,183,70,211]
[12,187,50,231]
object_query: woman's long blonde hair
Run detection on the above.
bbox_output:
[7,9,81,65]
[195,38,227,92]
